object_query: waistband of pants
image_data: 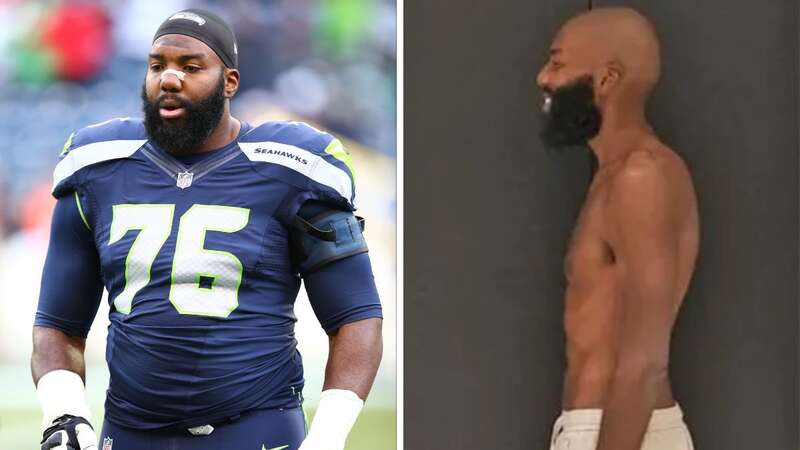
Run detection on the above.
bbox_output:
[555,404,685,433]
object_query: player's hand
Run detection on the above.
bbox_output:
[41,414,97,450]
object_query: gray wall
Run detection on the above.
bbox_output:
[405,1,799,449]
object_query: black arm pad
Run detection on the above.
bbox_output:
[290,211,368,274]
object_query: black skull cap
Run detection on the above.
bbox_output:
[153,9,238,69]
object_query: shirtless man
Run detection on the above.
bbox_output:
[536,8,698,450]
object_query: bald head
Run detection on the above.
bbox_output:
[536,7,661,147]
[541,7,661,103]
[571,7,659,93]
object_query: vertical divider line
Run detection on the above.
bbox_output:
[793,0,800,442]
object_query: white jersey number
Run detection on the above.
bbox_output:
[109,204,250,318]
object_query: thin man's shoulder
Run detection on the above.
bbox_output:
[615,142,692,192]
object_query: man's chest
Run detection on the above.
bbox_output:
[564,182,615,283]
[85,160,295,314]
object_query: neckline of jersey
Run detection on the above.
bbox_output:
[141,121,252,185]
[146,121,252,171]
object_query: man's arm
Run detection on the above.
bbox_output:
[31,193,103,449]
[32,191,102,384]
[300,255,383,450]
[304,250,384,399]
[32,328,87,385]
[32,329,98,450]
[596,153,681,450]
[304,314,381,450]
[323,317,383,399]
[292,201,383,450]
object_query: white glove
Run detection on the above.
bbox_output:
[298,389,364,450]
[37,370,97,450]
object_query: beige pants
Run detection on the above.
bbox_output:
[549,405,694,450]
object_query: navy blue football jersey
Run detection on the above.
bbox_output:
[36,117,381,430]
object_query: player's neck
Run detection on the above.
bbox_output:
[588,106,653,168]
[196,105,241,153]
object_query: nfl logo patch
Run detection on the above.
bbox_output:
[102,437,113,450]
[176,171,194,189]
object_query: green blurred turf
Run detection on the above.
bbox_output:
[0,407,395,450]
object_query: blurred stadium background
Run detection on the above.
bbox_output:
[0,1,396,449]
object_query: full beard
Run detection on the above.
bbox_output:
[539,75,602,149]
[142,75,226,155]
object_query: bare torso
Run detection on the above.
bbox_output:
[562,137,699,410]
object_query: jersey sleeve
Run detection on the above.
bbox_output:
[52,118,148,199]
[34,193,104,337]
[238,121,357,226]
[297,201,382,334]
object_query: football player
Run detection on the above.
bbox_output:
[32,9,383,450]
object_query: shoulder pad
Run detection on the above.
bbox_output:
[239,121,356,206]
[240,120,333,152]
[52,118,148,197]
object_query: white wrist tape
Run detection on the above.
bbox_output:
[302,389,364,449]
[37,370,92,431]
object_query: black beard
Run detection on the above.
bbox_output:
[539,75,602,149]
[142,75,226,155]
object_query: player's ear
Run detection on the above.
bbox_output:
[597,60,622,96]
[223,68,240,98]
